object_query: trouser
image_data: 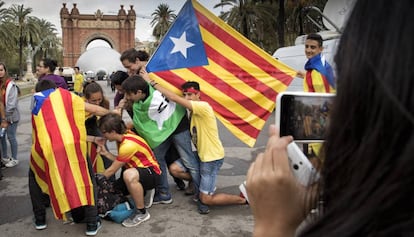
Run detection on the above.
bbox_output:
[28,159,98,223]
[153,130,200,196]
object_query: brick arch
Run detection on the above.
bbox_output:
[60,3,136,66]
[80,33,118,52]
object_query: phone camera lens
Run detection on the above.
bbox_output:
[293,164,299,170]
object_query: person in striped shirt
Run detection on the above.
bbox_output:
[96,113,161,227]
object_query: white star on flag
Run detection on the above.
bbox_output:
[169,31,195,58]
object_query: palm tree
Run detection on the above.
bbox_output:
[0,1,15,55]
[31,18,60,69]
[5,4,40,77]
[214,0,277,52]
[151,3,177,41]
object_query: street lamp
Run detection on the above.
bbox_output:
[24,35,54,82]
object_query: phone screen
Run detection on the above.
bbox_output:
[278,93,334,142]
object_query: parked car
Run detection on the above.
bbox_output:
[54,67,75,91]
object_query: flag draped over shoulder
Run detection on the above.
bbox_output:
[304,54,336,92]
[132,85,186,149]
[30,88,94,220]
[146,0,296,147]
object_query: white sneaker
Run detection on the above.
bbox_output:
[144,188,155,208]
[1,157,11,164]
[5,159,19,168]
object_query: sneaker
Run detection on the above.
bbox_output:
[122,211,150,227]
[152,193,173,205]
[175,178,186,190]
[85,220,102,236]
[144,188,155,208]
[185,181,195,195]
[5,159,19,168]
[1,157,11,164]
[33,217,47,230]
[198,200,210,215]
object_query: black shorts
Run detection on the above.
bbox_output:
[114,166,160,195]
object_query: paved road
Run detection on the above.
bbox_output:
[0,80,280,237]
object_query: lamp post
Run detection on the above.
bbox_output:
[24,36,54,82]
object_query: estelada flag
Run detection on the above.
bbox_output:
[30,88,94,220]
[146,0,296,147]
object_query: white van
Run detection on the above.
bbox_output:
[54,67,75,91]
[273,0,355,91]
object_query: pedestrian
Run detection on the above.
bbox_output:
[142,71,247,214]
[296,33,336,93]
[29,79,113,235]
[246,0,414,236]
[96,113,161,227]
[36,58,68,89]
[297,33,336,158]
[73,66,84,96]
[0,62,20,168]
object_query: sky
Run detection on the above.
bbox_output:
[4,0,229,41]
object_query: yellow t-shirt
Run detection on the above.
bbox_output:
[190,101,224,162]
[74,73,84,93]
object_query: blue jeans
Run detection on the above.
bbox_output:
[153,130,200,196]
[1,121,18,160]
[200,159,224,195]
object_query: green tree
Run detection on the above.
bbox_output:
[5,4,40,77]
[0,1,16,61]
[215,0,278,52]
[29,18,61,71]
[151,3,176,41]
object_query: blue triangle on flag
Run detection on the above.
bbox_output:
[146,0,209,73]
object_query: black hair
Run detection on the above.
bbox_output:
[110,70,129,86]
[35,79,57,92]
[83,82,110,109]
[41,58,58,73]
[97,113,127,134]
[306,33,323,47]
[181,81,200,91]
[120,48,150,63]
[121,75,149,95]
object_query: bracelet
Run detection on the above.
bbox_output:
[93,136,96,143]
[150,80,158,87]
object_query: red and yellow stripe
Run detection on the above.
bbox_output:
[150,0,295,147]
[30,88,94,220]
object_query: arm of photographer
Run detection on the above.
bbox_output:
[246,125,313,237]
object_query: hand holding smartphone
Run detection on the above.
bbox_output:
[275,92,335,143]
[275,92,333,186]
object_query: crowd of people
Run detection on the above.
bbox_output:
[0,47,248,235]
[1,1,412,236]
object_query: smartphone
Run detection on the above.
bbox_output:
[275,92,335,142]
